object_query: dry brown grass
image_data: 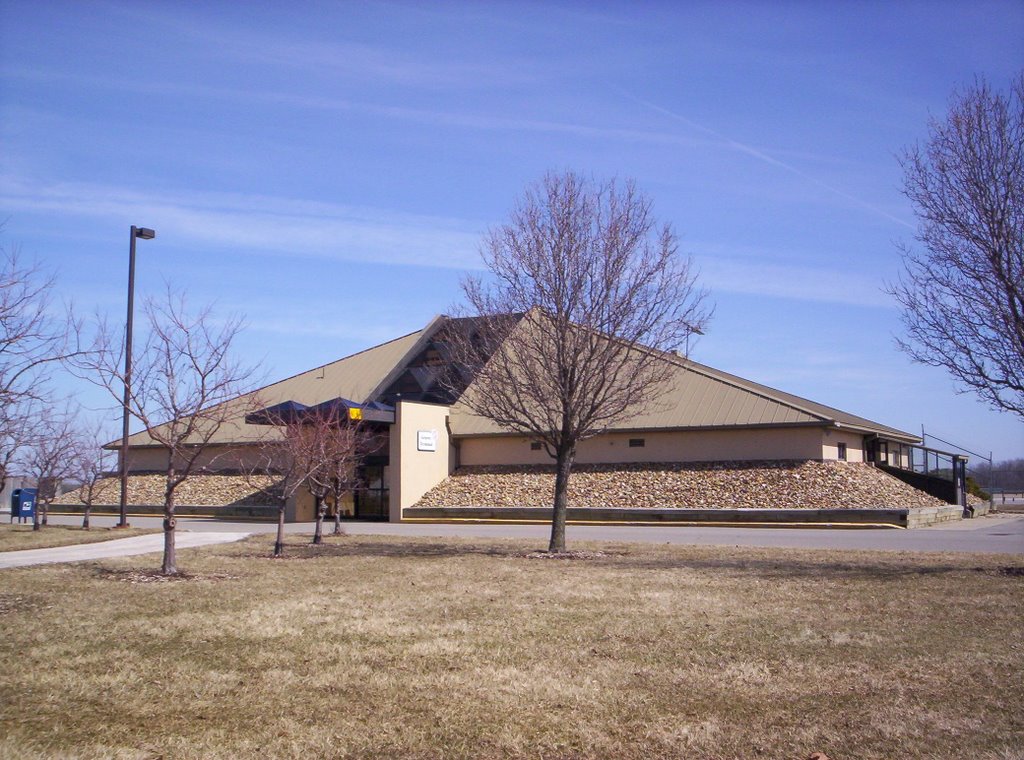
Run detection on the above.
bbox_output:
[0,523,158,551]
[0,535,1021,759]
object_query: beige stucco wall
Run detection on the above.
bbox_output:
[289,487,316,522]
[123,444,275,473]
[389,401,454,520]
[457,426,854,466]
[284,482,356,523]
[821,429,865,463]
[123,447,169,471]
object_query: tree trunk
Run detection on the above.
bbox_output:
[41,500,48,526]
[162,477,177,575]
[312,496,325,544]
[274,504,285,557]
[549,445,575,553]
[332,492,343,535]
[82,506,90,530]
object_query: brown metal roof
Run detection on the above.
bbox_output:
[121,313,918,449]
[449,343,919,443]
[121,326,427,447]
[683,359,919,440]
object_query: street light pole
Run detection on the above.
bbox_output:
[117,225,155,528]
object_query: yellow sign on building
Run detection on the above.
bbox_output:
[349,407,362,421]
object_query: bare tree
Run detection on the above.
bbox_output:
[69,420,118,530]
[292,407,380,545]
[25,403,81,530]
[0,243,81,495]
[889,73,1024,418]
[0,402,34,505]
[244,405,329,558]
[454,171,711,553]
[248,405,383,553]
[323,421,383,538]
[76,287,260,574]
[243,429,304,558]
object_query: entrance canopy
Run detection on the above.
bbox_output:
[246,397,396,426]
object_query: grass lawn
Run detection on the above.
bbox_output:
[0,522,158,552]
[0,534,1021,759]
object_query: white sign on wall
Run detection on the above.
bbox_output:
[417,429,438,452]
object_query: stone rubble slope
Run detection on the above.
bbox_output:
[54,473,285,508]
[414,461,948,510]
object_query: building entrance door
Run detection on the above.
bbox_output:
[354,465,389,520]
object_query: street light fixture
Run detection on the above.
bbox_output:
[117,225,156,528]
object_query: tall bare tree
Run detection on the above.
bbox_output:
[0,402,34,505]
[25,403,81,530]
[76,287,260,574]
[454,171,711,553]
[889,73,1024,418]
[1,243,81,495]
[69,419,118,530]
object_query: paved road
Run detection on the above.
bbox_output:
[36,511,1024,555]
[0,531,250,570]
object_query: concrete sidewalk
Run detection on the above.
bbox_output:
[0,531,251,570]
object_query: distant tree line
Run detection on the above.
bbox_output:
[971,459,1024,493]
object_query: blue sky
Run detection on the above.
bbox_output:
[1,0,1022,461]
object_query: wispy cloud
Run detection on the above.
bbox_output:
[1,66,717,150]
[695,250,890,308]
[622,92,915,229]
[0,175,483,270]
[232,37,531,90]
[241,313,408,343]
[97,0,540,91]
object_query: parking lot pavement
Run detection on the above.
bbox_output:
[0,531,251,569]
[36,511,1024,555]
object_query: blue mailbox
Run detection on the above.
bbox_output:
[10,488,37,523]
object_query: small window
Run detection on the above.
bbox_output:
[530,441,542,451]
[837,443,847,461]
[628,438,645,448]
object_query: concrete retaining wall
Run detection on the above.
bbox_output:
[50,503,280,520]
[404,504,966,528]
[903,505,965,528]
[965,501,992,518]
